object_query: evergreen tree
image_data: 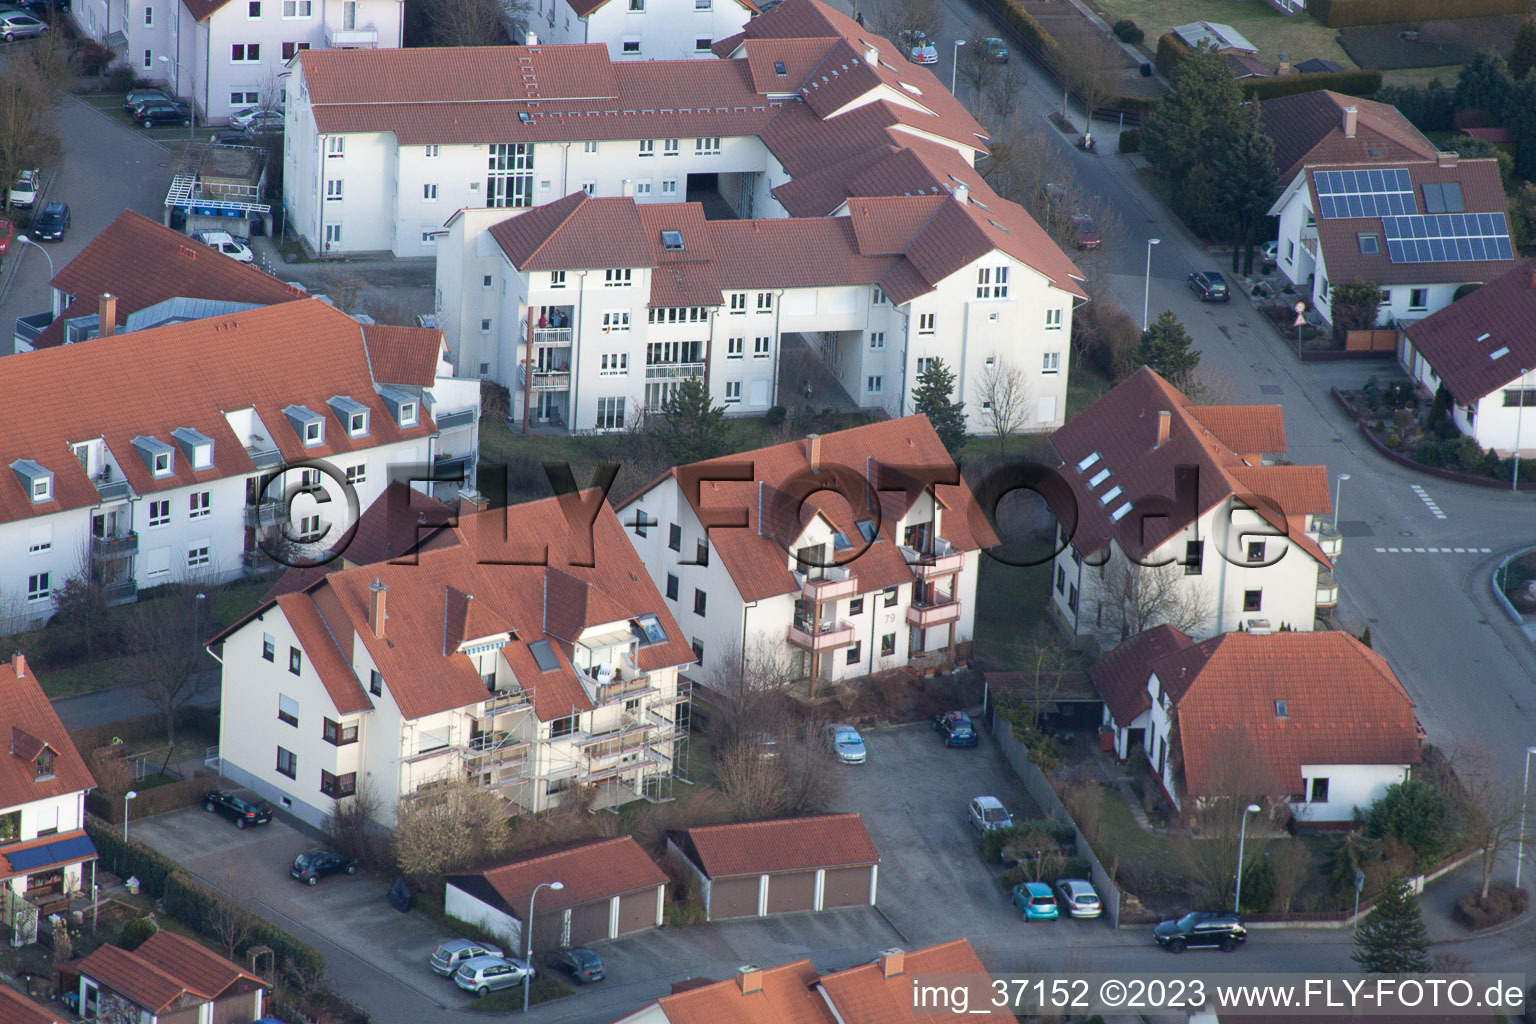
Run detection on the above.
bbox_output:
[1359,626,1372,648]
[1454,50,1512,120]
[1218,103,1278,275]
[1143,43,1244,217]
[660,377,729,464]
[1352,873,1431,975]
[1137,311,1200,385]
[1510,18,1536,81]
[911,358,967,453]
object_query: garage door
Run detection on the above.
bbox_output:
[821,866,873,908]
[707,875,759,920]
[616,887,657,936]
[765,870,816,914]
[568,899,612,945]
[532,910,565,951]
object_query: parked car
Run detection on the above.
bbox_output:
[19,0,71,15]
[1262,240,1279,267]
[124,88,172,113]
[453,955,534,997]
[1188,270,1230,302]
[825,723,866,764]
[0,217,12,258]
[208,131,250,145]
[290,849,359,885]
[1071,214,1101,250]
[229,104,282,129]
[968,795,1012,832]
[982,37,1009,62]
[1153,911,1247,953]
[241,111,285,136]
[135,100,191,128]
[8,168,39,208]
[0,10,47,39]
[30,201,68,241]
[194,230,254,262]
[1055,878,1103,919]
[430,938,504,977]
[933,710,978,747]
[551,947,605,984]
[1011,881,1059,920]
[203,790,274,828]
[902,30,936,64]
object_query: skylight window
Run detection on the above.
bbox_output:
[1490,346,1511,360]
[529,639,559,672]
[636,613,668,645]
[1088,468,1112,488]
[1357,233,1379,255]
[856,519,877,542]
[1110,502,1134,522]
[900,81,922,95]
[773,60,786,75]
[1076,452,1102,473]
[1098,485,1123,505]
[1476,333,1490,342]
[661,230,684,251]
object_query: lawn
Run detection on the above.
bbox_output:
[1085,0,1356,70]
[972,559,1051,669]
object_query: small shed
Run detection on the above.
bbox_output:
[666,813,879,921]
[1174,21,1259,54]
[444,836,667,952]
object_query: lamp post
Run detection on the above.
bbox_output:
[523,880,563,1012]
[951,39,965,97]
[1516,746,1536,890]
[123,791,138,844]
[1233,803,1261,913]
[1142,238,1160,332]
[1332,473,1350,531]
[193,592,207,644]
[14,235,55,282]
[1513,369,1531,492]
[158,55,196,139]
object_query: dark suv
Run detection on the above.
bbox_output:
[204,790,274,828]
[1188,271,1230,302]
[135,100,190,128]
[31,201,68,241]
[933,710,978,747]
[1153,911,1247,953]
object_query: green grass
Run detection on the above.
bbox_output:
[464,972,573,1011]
[1379,65,1464,89]
[1086,0,1355,69]
[1090,784,1183,874]
[37,659,124,699]
[972,558,1051,669]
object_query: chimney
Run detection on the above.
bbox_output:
[864,44,879,64]
[736,965,762,995]
[525,29,538,44]
[1276,52,1290,76]
[806,433,821,473]
[879,948,905,979]
[98,293,117,338]
[1437,150,1458,168]
[368,579,388,639]
[950,183,969,206]
[10,652,25,678]
[1155,410,1171,449]
[459,491,488,516]
[1342,105,1357,139]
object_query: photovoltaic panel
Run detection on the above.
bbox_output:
[1313,168,1416,219]
[1381,213,1514,263]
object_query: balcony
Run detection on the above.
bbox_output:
[434,407,477,430]
[244,499,287,528]
[434,453,474,478]
[907,598,961,629]
[91,532,138,560]
[799,566,857,603]
[532,327,572,346]
[901,541,964,579]
[241,550,280,576]
[92,472,130,502]
[531,370,571,391]
[1308,520,1343,560]
[324,22,378,46]
[246,444,283,470]
[102,579,137,606]
[1317,568,1339,609]
[481,689,532,720]
[644,361,706,381]
[787,617,855,652]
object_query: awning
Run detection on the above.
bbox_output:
[2,833,97,876]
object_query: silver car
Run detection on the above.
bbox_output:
[430,938,504,976]
[453,955,534,997]
[1056,878,1103,919]
[825,723,866,764]
[0,10,47,39]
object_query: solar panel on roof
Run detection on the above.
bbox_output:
[1381,213,1514,263]
[1314,167,1415,219]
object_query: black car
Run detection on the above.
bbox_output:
[31,201,68,240]
[208,131,250,146]
[933,710,979,747]
[135,100,191,128]
[204,790,274,828]
[291,849,359,885]
[1153,911,1247,953]
[551,947,605,984]
[1188,271,1230,302]
[124,87,172,113]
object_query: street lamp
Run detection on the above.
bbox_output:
[950,39,965,97]
[523,880,563,1012]
[1513,369,1531,492]
[123,791,139,844]
[158,55,196,139]
[1142,238,1161,332]
[1332,473,1350,531]
[1516,746,1536,890]
[193,592,207,644]
[14,235,55,282]
[1233,803,1261,913]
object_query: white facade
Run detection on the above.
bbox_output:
[0,791,89,898]
[532,0,754,60]
[1400,342,1536,456]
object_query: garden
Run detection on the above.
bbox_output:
[1336,376,1536,483]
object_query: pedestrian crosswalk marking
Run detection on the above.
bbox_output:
[1374,546,1491,554]
[1409,484,1448,519]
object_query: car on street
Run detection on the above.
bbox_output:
[135,100,191,128]
[902,30,936,64]
[1011,881,1059,920]
[1262,240,1279,267]
[933,710,978,747]
[124,88,172,113]
[19,0,70,15]
[0,217,12,259]
[240,111,285,136]
[194,230,254,262]
[290,849,359,885]
[229,104,282,129]
[9,168,39,208]
[551,947,605,984]
[430,938,504,976]
[453,955,534,997]
[1055,878,1103,919]
[1153,911,1247,953]
[1071,214,1101,250]
[825,723,866,764]
[968,795,1012,832]
[982,37,1009,62]
[31,201,68,241]
[0,10,47,39]
[208,131,250,145]
[203,790,274,828]
[1188,270,1230,302]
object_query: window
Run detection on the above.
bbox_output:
[1042,352,1060,375]
[846,642,862,665]
[916,356,936,376]
[346,463,367,485]
[695,37,712,51]
[1184,540,1202,576]
[638,139,655,157]
[602,311,630,333]
[278,694,300,727]
[753,336,770,358]
[691,638,704,665]
[486,142,534,209]
[1320,278,1330,302]
[1310,777,1329,803]
[152,451,171,477]
[696,539,709,566]
[580,180,596,195]
[635,180,652,196]
[1275,699,1288,718]
[422,183,438,202]
[696,0,710,7]
[281,41,310,58]
[596,396,626,430]
[369,669,383,696]
[323,718,359,745]
[696,137,722,155]
[605,268,633,287]
[725,381,742,403]
[231,43,260,61]
[187,542,211,568]
[551,715,578,738]
[1068,583,1078,611]
[143,49,152,69]
[669,524,682,551]
[600,353,629,375]
[869,331,885,350]
[1247,540,1265,563]
[1045,308,1063,330]
[1409,288,1429,311]
[482,275,493,290]
[550,270,566,289]
[248,0,259,14]
[881,632,895,655]
[632,509,649,538]
[276,747,297,779]
[321,771,357,797]
[582,141,597,154]
[849,596,864,615]
[262,634,275,661]
[1055,566,1065,593]
[289,647,303,675]
[282,0,311,13]
[883,586,898,607]
[662,138,679,156]
[326,179,343,201]
[1504,388,1536,408]
[622,39,641,53]
[872,287,887,306]
[28,475,52,503]
[918,312,935,334]
[321,137,344,158]
[661,178,678,196]
[1286,240,1295,261]
[149,499,171,527]
[693,589,707,616]
[27,573,49,603]
[729,293,746,315]
[325,224,342,246]
[755,291,773,313]
[187,491,211,519]
[665,573,679,600]
[145,5,152,22]
[629,0,643,9]
[976,266,1008,299]
[424,144,439,158]
[1243,590,1262,612]
[866,375,883,395]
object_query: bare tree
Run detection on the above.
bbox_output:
[956,22,998,104]
[979,120,1067,214]
[318,271,367,314]
[51,540,114,665]
[393,776,512,879]
[865,0,941,54]
[983,68,1025,137]
[1004,828,1065,883]
[1095,559,1214,645]
[208,871,258,958]
[1268,839,1312,913]
[1450,749,1524,901]
[1180,365,1243,406]
[1060,30,1123,147]
[0,54,61,217]
[407,0,528,46]
[706,633,796,748]
[715,725,838,820]
[325,785,385,866]
[1175,734,1273,907]
[973,359,1032,452]
[127,583,222,745]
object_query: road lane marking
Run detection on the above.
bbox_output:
[1373,546,1492,554]
[1410,483,1448,519]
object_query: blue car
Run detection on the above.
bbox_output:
[933,710,978,747]
[1012,881,1059,920]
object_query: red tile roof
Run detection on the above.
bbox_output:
[365,324,444,386]
[669,813,878,877]
[1260,90,1439,184]
[446,836,666,917]
[0,299,436,526]
[1151,631,1419,798]
[568,0,754,16]
[649,959,829,1024]
[1404,258,1536,402]
[1088,625,1195,726]
[0,986,68,1024]
[77,945,191,1014]
[815,939,1014,1024]
[179,0,235,21]
[133,932,266,1001]
[0,656,93,812]
[33,211,303,349]
[1183,405,1286,455]
[489,194,656,271]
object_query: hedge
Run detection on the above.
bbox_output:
[87,818,177,895]
[70,707,219,755]
[1309,0,1526,28]
[1155,32,1193,76]
[87,771,217,824]
[983,821,1077,863]
[1243,69,1384,101]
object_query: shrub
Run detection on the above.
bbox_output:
[1452,883,1529,929]
[1118,128,1141,153]
[105,62,136,92]
[1242,70,1383,101]
[765,405,786,427]
[1112,19,1143,44]
[79,39,114,75]
[1239,858,1277,913]
[1365,780,1457,871]
[118,917,158,951]
[164,873,326,978]
[1155,32,1193,75]
[1374,83,1456,133]
[1453,436,1485,472]
[983,821,1076,863]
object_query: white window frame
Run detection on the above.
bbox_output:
[638,139,655,158]
[596,396,626,430]
[755,291,773,313]
[867,375,883,395]
[282,0,312,15]
[424,144,440,158]
[1045,308,1063,330]
[187,541,212,568]
[663,138,679,156]
[869,331,885,350]
[661,178,677,195]
[550,270,567,288]
[605,268,633,287]
[695,136,721,155]
[144,5,152,23]
[326,137,344,157]
[724,380,742,403]
[600,353,629,375]
[149,499,171,528]
[918,312,935,334]
[27,573,50,603]
[231,43,260,62]
[189,491,211,518]
[753,336,770,358]
[726,336,743,358]
[602,310,631,333]
[422,183,438,201]
[1042,351,1060,375]
[325,224,342,246]
[326,179,344,201]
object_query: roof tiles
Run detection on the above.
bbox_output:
[669,813,878,877]
[1404,258,1536,402]
[446,836,666,917]
[1260,90,1439,184]
[0,656,94,813]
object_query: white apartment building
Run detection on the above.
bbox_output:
[210,498,695,827]
[0,298,477,628]
[74,0,401,123]
[617,417,996,687]
[529,0,755,60]
[1046,368,1339,648]
[436,191,1080,433]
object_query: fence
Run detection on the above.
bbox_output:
[988,714,1123,928]
[1344,329,1397,353]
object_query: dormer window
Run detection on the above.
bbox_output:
[35,748,53,780]
[172,427,214,470]
[400,402,417,426]
[283,405,326,447]
[131,436,177,478]
[12,460,54,504]
[377,387,419,428]
[154,452,171,474]
[328,395,370,438]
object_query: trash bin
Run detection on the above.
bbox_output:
[1140,62,1153,77]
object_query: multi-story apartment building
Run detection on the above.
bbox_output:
[73,0,401,123]
[435,191,1080,433]
[617,417,996,687]
[210,497,695,827]
[0,298,478,627]
[1045,368,1339,648]
[529,0,756,60]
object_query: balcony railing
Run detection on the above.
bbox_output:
[91,532,138,560]
[246,444,283,470]
[482,690,532,719]
[901,542,964,578]
[102,579,137,605]
[93,473,130,502]
[533,327,572,346]
[531,370,571,390]
[324,22,378,46]
[434,453,474,477]
[1308,520,1343,560]
[245,499,287,528]
[644,362,705,380]
[787,618,855,651]
[241,550,280,576]
[434,407,477,430]
[799,566,858,603]
[1316,568,1339,609]
[907,598,961,629]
